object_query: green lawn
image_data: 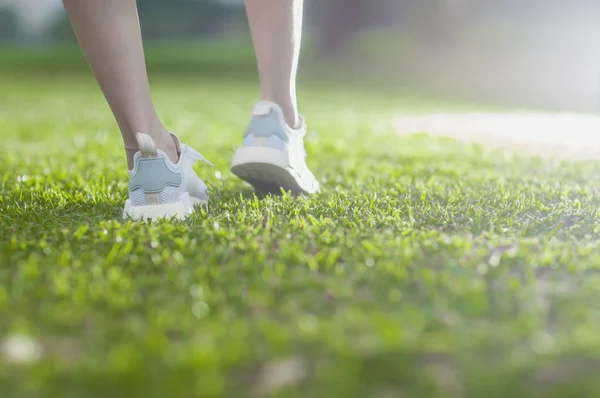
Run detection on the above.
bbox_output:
[2,46,600,398]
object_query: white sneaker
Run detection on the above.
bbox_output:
[231,101,320,195]
[123,133,213,221]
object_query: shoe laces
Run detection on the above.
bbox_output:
[184,145,214,167]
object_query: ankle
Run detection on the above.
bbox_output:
[283,107,300,129]
[125,132,179,171]
[153,133,179,164]
[260,97,299,128]
[275,104,300,128]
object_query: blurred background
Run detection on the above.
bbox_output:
[1,0,599,113]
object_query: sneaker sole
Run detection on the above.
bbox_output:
[231,147,318,195]
[123,192,206,221]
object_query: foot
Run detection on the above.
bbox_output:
[123,133,212,221]
[231,101,320,195]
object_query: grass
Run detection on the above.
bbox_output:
[2,44,600,398]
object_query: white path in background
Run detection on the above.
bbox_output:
[394,113,600,159]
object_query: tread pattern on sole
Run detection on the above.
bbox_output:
[231,162,303,195]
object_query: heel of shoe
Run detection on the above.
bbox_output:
[127,133,185,206]
[231,146,289,169]
[124,134,191,220]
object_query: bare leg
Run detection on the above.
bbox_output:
[62,0,177,169]
[245,0,303,128]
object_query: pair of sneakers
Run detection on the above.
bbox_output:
[123,101,320,221]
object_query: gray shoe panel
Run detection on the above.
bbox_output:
[128,157,183,193]
[244,110,289,142]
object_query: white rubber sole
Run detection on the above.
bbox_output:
[123,192,206,221]
[231,147,319,195]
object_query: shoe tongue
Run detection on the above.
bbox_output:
[252,101,283,117]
